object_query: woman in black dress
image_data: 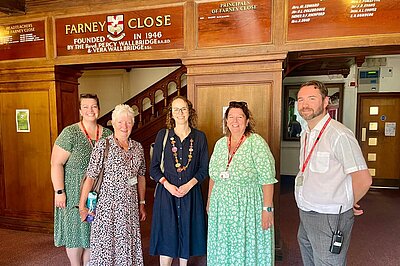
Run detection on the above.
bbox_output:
[150,96,209,266]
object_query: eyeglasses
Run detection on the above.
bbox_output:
[229,101,248,107]
[172,107,189,114]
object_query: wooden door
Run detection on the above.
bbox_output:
[357,93,400,187]
[0,90,53,229]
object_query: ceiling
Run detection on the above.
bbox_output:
[285,45,400,78]
[0,0,25,15]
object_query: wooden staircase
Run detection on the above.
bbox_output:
[97,66,187,180]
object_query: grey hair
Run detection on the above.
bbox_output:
[111,104,135,124]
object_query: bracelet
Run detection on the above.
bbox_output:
[139,200,146,205]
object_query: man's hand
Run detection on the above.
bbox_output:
[353,203,364,216]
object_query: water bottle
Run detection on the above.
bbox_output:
[86,192,97,223]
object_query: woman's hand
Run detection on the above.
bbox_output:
[54,193,66,209]
[79,207,89,222]
[177,178,198,197]
[177,182,194,197]
[262,211,274,230]
[164,182,185,197]
[139,204,147,221]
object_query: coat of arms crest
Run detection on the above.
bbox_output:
[107,15,125,41]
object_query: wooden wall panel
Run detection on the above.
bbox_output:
[196,83,272,152]
[0,66,62,232]
[0,90,53,222]
[185,57,284,258]
[55,66,82,133]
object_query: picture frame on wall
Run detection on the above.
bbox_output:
[283,83,344,141]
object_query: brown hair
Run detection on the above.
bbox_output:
[166,96,197,129]
[224,101,256,137]
[298,80,328,99]
[79,93,100,109]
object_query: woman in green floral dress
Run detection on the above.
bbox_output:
[207,101,277,266]
[50,94,112,266]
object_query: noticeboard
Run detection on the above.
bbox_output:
[55,6,184,56]
[198,0,272,48]
[0,21,46,61]
[287,0,400,41]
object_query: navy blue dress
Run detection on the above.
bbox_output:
[150,128,208,259]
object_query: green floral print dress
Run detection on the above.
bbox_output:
[208,133,277,266]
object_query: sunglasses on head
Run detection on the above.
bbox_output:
[229,101,248,107]
[80,93,98,98]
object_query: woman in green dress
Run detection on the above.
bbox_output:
[50,94,112,266]
[207,101,277,266]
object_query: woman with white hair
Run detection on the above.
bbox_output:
[79,104,146,266]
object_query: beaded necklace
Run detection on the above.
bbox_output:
[170,136,194,172]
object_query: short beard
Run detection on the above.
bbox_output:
[299,106,324,121]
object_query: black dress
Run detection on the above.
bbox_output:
[150,128,209,259]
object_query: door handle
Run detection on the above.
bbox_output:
[361,128,366,141]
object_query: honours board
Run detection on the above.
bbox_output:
[0,21,46,61]
[287,0,400,41]
[197,0,272,48]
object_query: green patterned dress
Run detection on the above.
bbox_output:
[208,133,277,266]
[53,123,112,248]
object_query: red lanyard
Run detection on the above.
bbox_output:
[226,135,245,171]
[81,121,99,148]
[301,117,331,173]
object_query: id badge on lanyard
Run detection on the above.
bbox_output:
[297,117,331,187]
[221,135,245,180]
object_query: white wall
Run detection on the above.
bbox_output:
[128,67,179,99]
[79,69,126,116]
[79,66,179,116]
[377,55,400,92]
[280,55,400,176]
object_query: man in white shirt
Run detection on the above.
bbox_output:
[295,80,372,265]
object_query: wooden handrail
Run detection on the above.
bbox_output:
[98,65,187,130]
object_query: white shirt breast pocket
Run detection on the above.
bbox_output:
[310,152,330,173]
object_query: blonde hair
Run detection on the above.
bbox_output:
[111,104,135,124]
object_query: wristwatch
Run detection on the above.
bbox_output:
[139,200,146,205]
[56,189,65,194]
[263,206,274,212]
